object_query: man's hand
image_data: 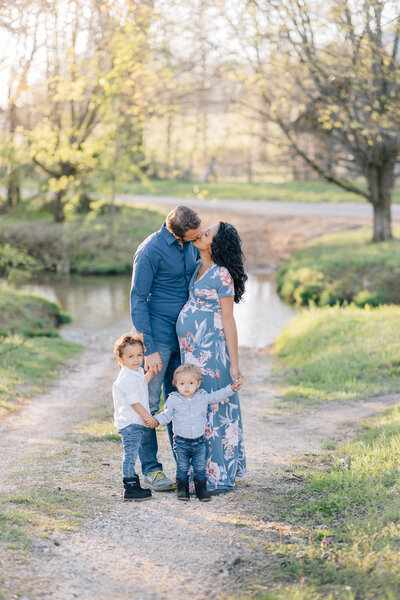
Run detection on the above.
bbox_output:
[144,415,159,429]
[145,352,163,375]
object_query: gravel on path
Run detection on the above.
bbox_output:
[1,330,398,600]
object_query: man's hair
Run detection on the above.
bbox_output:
[172,363,202,387]
[113,332,146,366]
[166,206,201,238]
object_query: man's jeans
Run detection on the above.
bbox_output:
[119,423,146,478]
[173,435,207,481]
[139,340,181,476]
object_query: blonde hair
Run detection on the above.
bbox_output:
[172,364,202,387]
[113,332,146,367]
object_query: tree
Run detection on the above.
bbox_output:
[0,0,44,206]
[227,0,400,241]
[28,0,157,222]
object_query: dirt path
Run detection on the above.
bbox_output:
[1,209,398,599]
[1,332,398,599]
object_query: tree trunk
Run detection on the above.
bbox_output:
[7,170,21,207]
[53,190,66,223]
[204,155,216,183]
[372,203,392,242]
[109,173,116,247]
[368,162,394,242]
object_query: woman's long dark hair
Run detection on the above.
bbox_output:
[211,222,247,303]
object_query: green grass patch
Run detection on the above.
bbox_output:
[116,178,400,204]
[77,420,121,442]
[276,228,400,307]
[0,488,88,547]
[0,203,164,275]
[240,406,400,600]
[74,406,120,442]
[274,305,400,406]
[0,288,70,336]
[0,335,81,415]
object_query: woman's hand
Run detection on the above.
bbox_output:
[230,364,243,388]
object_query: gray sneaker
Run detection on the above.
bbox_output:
[143,470,177,491]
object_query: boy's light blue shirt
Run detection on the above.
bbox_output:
[155,384,234,439]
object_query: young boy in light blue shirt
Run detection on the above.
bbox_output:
[147,364,241,502]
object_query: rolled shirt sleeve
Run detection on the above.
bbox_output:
[130,246,158,355]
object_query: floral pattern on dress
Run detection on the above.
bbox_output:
[176,263,247,491]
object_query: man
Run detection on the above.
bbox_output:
[130,205,202,491]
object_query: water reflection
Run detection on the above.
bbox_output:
[6,272,297,348]
[235,273,297,347]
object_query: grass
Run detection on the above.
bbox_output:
[0,287,70,336]
[73,405,121,442]
[76,419,121,442]
[0,201,165,275]
[273,305,400,407]
[276,228,400,307]
[116,178,400,204]
[0,334,81,415]
[230,405,400,600]
[0,487,90,549]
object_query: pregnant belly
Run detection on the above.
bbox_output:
[176,305,223,340]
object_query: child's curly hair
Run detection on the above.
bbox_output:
[172,363,202,387]
[113,332,146,366]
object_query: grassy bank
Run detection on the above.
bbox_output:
[0,202,164,275]
[225,307,400,599]
[274,305,400,407]
[116,178,400,204]
[232,404,400,600]
[0,333,81,416]
[276,229,400,307]
[0,288,70,337]
[0,288,81,415]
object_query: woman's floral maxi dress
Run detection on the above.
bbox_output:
[176,263,247,491]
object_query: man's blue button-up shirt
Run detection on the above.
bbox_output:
[130,223,199,355]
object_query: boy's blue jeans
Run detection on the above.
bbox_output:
[173,434,207,481]
[119,423,146,478]
[138,340,180,475]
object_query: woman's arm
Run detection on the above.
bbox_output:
[220,296,243,384]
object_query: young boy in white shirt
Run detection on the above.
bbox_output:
[113,332,155,501]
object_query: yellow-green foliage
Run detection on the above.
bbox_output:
[274,305,400,405]
[0,205,164,275]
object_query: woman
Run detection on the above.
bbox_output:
[176,222,248,492]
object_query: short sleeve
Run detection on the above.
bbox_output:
[215,266,234,299]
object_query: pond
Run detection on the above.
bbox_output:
[7,270,297,348]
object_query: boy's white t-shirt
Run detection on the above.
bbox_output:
[112,365,150,430]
